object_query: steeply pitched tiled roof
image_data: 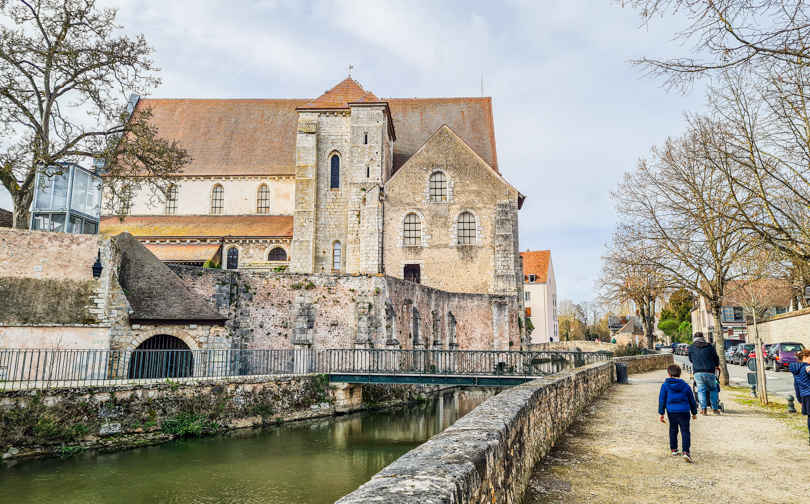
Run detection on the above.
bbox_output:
[298,77,371,110]
[144,243,220,262]
[520,250,551,283]
[114,232,227,324]
[100,215,294,238]
[0,208,11,228]
[720,279,794,308]
[387,98,498,173]
[134,98,308,176]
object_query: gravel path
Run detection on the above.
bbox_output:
[525,368,810,504]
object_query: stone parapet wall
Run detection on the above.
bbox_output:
[746,308,810,348]
[613,353,674,374]
[528,341,616,353]
[337,361,615,504]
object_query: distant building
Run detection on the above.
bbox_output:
[614,320,645,346]
[520,250,557,343]
[608,314,642,337]
[690,279,794,342]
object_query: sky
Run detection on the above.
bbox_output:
[0,0,708,302]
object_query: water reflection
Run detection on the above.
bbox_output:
[0,387,499,504]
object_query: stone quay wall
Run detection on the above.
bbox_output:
[337,354,672,504]
[613,353,674,374]
[527,341,616,353]
[0,377,434,462]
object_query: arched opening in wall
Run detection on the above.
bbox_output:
[128,334,193,379]
[330,155,340,189]
[227,247,239,269]
[268,247,287,261]
[412,307,421,344]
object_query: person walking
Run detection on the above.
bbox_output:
[789,349,810,445]
[688,332,720,415]
[659,364,698,462]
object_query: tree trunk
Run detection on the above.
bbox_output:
[711,305,729,386]
[12,188,32,229]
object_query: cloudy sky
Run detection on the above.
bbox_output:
[0,0,707,302]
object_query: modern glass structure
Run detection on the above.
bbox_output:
[30,164,102,234]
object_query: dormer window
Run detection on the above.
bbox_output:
[528,274,536,283]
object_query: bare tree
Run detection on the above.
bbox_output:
[597,233,666,348]
[0,0,189,228]
[618,0,810,89]
[613,123,751,385]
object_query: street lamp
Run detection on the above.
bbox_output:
[92,249,103,280]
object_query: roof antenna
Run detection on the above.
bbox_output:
[348,65,354,77]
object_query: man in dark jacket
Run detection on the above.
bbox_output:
[688,332,720,414]
[659,364,698,462]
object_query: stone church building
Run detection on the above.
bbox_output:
[100,77,525,298]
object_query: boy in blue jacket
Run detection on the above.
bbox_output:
[659,364,698,462]
[789,349,810,445]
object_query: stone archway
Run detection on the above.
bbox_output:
[127,333,194,379]
[129,327,201,352]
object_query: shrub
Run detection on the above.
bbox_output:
[161,413,217,438]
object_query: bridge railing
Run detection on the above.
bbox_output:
[0,348,613,390]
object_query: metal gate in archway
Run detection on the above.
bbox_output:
[127,335,194,379]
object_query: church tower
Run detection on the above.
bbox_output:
[289,77,395,275]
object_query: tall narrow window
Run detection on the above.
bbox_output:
[330,155,340,189]
[367,167,370,178]
[364,132,368,145]
[257,184,270,214]
[268,247,287,261]
[457,212,475,244]
[210,184,224,214]
[430,172,447,202]
[164,185,177,215]
[403,213,421,246]
[332,242,342,271]
[226,247,239,269]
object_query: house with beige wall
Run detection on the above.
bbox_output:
[520,250,557,343]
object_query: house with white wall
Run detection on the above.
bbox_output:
[520,250,557,343]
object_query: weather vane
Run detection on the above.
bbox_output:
[348,65,353,77]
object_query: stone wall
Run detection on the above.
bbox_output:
[528,341,616,353]
[746,308,810,348]
[171,266,522,351]
[337,361,615,504]
[613,353,674,374]
[0,378,438,462]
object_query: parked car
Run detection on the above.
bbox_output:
[733,343,756,365]
[724,345,737,363]
[655,343,662,351]
[724,338,745,352]
[677,343,689,356]
[765,342,806,372]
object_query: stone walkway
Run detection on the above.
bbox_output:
[525,368,810,504]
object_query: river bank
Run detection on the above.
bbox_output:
[0,374,450,463]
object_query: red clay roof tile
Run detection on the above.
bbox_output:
[298,77,369,110]
[520,250,551,283]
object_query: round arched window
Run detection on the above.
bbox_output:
[226,247,239,269]
[268,247,287,261]
[257,184,270,214]
[403,213,421,246]
[457,212,475,245]
[430,172,447,202]
[210,184,224,214]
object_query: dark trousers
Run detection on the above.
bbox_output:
[668,412,691,453]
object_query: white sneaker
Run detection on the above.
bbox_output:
[683,452,693,463]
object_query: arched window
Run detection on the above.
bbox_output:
[128,335,192,379]
[268,247,287,261]
[430,172,447,202]
[330,155,340,189]
[164,184,177,214]
[226,247,239,269]
[332,242,342,271]
[210,184,224,214]
[457,212,475,245]
[257,184,270,214]
[403,213,421,246]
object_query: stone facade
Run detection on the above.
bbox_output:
[383,126,523,296]
[746,307,810,348]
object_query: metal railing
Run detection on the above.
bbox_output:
[0,348,613,390]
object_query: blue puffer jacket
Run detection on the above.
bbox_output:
[658,378,698,415]
[789,362,810,400]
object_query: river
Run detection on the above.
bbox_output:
[0,387,498,504]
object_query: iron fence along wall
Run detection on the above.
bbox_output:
[0,348,612,390]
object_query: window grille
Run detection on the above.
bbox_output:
[268,247,287,261]
[457,212,475,244]
[211,184,224,214]
[226,247,238,269]
[330,156,340,189]
[332,242,342,270]
[429,172,447,202]
[257,185,270,214]
[403,213,421,246]
[164,185,177,214]
[404,264,421,284]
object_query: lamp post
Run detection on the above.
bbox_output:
[92,249,103,280]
